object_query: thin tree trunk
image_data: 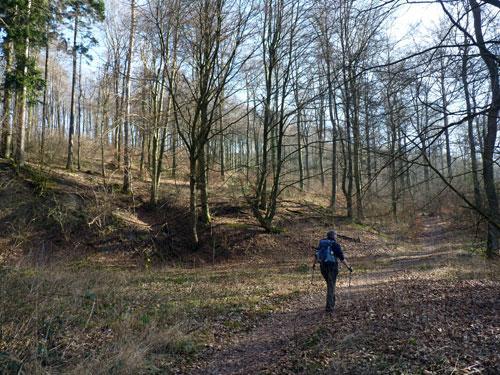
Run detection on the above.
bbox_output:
[139,84,146,178]
[113,63,121,166]
[245,86,250,183]
[77,55,82,170]
[66,9,78,170]
[122,0,136,193]
[40,36,50,163]
[198,144,210,223]
[461,36,483,211]
[440,58,452,179]
[326,58,338,213]
[150,57,164,204]
[1,41,13,158]
[318,89,325,187]
[350,69,363,219]
[14,0,32,167]
[387,93,397,220]
[98,86,107,178]
[199,101,211,224]
[344,90,353,219]
[189,156,198,246]
[364,81,371,187]
[304,130,310,189]
[154,95,171,200]
[171,121,177,178]
[219,102,225,178]
[296,104,303,190]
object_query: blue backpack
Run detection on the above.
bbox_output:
[316,239,336,263]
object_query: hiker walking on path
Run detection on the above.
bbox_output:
[312,230,353,313]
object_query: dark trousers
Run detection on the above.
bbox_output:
[320,261,338,312]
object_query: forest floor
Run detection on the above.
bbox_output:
[0,159,499,374]
[188,215,499,374]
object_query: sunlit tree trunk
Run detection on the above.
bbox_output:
[14,0,32,168]
[66,7,79,170]
[461,36,482,211]
[1,41,14,159]
[40,35,49,163]
[122,0,136,193]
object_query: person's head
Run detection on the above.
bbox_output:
[326,230,337,240]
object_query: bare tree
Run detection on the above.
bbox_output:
[122,0,136,193]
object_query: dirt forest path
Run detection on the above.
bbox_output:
[188,217,499,374]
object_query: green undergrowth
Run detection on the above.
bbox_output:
[0,262,312,373]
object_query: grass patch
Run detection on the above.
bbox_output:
[0,263,312,373]
[223,222,253,230]
[464,244,488,257]
[294,263,310,273]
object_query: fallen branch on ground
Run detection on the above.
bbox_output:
[338,234,361,243]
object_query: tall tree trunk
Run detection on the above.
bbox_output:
[198,144,210,223]
[318,90,325,187]
[150,57,165,204]
[199,102,211,224]
[99,86,107,179]
[139,84,147,179]
[122,0,136,193]
[388,93,397,220]
[154,95,171,201]
[326,58,338,213]
[304,130,310,189]
[344,90,353,219]
[171,120,177,178]
[371,124,378,192]
[471,90,485,156]
[440,58,452,179]
[293,63,303,190]
[245,83,251,183]
[363,81,371,187]
[219,103,225,178]
[189,156,198,246]
[340,129,349,213]
[470,0,499,255]
[461,36,483,211]
[26,103,33,149]
[253,94,259,168]
[113,63,121,166]
[77,55,82,170]
[296,104,303,190]
[397,121,405,212]
[14,0,32,167]
[56,100,61,136]
[66,8,78,170]
[350,70,363,220]
[256,52,272,212]
[1,41,13,159]
[422,89,431,196]
[139,130,145,179]
[40,36,49,163]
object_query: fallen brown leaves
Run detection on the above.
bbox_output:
[1,162,498,374]
[185,273,498,375]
